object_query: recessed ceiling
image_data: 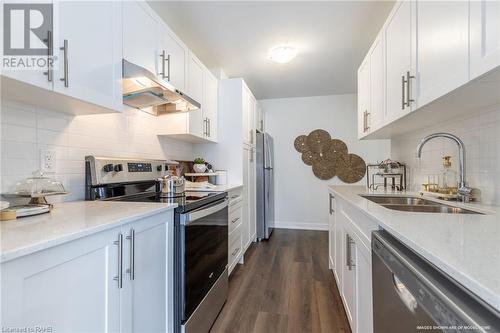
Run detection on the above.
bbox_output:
[148,1,395,100]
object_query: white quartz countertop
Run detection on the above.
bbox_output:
[185,184,243,193]
[1,201,177,263]
[329,185,500,312]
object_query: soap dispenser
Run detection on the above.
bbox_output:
[440,156,458,193]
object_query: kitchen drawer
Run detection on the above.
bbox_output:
[228,189,243,207]
[228,204,243,234]
[228,228,242,275]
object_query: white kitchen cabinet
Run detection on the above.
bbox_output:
[203,69,219,142]
[368,32,385,132]
[123,1,159,75]
[415,0,469,108]
[241,146,256,251]
[243,85,257,147]
[187,52,205,139]
[328,193,336,270]
[255,103,264,132]
[384,0,416,123]
[1,211,174,333]
[357,57,370,138]
[120,214,172,333]
[228,188,244,275]
[330,192,376,333]
[55,0,123,111]
[470,0,500,80]
[1,226,121,332]
[341,214,357,329]
[159,28,187,92]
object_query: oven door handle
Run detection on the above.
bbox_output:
[180,198,229,225]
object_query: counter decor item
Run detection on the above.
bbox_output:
[294,129,366,182]
[2,171,68,218]
[157,174,186,198]
[193,158,207,173]
[366,159,407,191]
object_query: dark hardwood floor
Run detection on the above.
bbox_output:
[210,229,351,333]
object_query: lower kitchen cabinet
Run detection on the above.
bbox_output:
[328,190,377,333]
[1,211,174,332]
[228,188,244,275]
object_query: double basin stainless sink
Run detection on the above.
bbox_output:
[360,195,483,215]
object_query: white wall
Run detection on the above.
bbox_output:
[0,100,194,203]
[261,94,390,230]
[391,104,500,206]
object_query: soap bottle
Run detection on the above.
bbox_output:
[441,156,457,193]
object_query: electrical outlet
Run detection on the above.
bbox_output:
[40,150,56,173]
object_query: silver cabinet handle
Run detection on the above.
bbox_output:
[365,111,370,132]
[406,71,415,106]
[345,234,355,271]
[159,50,170,81]
[231,217,240,224]
[113,233,123,289]
[43,30,53,82]
[402,75,407,109]
[208,118,211,137]
[363,110,370,133]
[231,248,240,256]
[126,229,135,281]
[329,193,335,214]
[203,118,207,136]
[59,39,69,87]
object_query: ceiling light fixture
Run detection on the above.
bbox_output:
[268,45,297,64]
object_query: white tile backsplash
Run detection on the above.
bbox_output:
[0,101,195,202]
[391,104,500,206]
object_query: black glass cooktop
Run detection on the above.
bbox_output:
[110,191,227,213]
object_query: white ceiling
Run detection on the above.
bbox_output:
[148,1,395,100]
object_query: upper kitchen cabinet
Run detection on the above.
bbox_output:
[415,1,469,108]
[54,0,123,112]
[384,0,415,124]
[187,52,205,139]
[1,1,124,115]
[255,103,264,132]
[470,0,500,80]
[242,84,257,147]
[159,26,188,92]
[123,1,159,75]
[358,31,385,139]
[158,57,218,143]
[204,69,219,142]
[359,0,500,139]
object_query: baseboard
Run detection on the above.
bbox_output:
[273,221,328,231]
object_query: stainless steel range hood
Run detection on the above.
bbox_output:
[122,59,201,115]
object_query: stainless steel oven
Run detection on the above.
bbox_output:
[178,198,228,333]
[372,231,500,333]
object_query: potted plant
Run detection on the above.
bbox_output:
[193,158,207,173]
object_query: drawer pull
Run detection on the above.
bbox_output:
[231,217,240,224]
[231,248,240,256]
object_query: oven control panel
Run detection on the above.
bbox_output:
[128,162,152,173]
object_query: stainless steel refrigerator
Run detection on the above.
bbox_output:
[256,131,274,240]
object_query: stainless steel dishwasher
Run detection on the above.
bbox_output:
[372,230,500,333]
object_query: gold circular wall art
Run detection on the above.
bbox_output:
[293,130,366,182]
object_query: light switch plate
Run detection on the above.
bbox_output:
[40,149,56,173]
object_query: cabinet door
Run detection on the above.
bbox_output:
[334,208,343,285]
[1,227,121,332]
[241,147,251,250]
[187,53,205,139]
[328,193,336,270]
[203,69,218,142]
[416,1,469,108]
[353,236,373,333]
[160,29,187,91]
[341,224,357,331]
[0,1,53,90]
[470,0,500,80]
[256,103,264,132]
[121,214,172,333]
[369,33,385,132]
[55,0,123,111]
[357,57,370,138]
[123,1,159,75]
[248,148,256,243]
[385,0,415,123]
